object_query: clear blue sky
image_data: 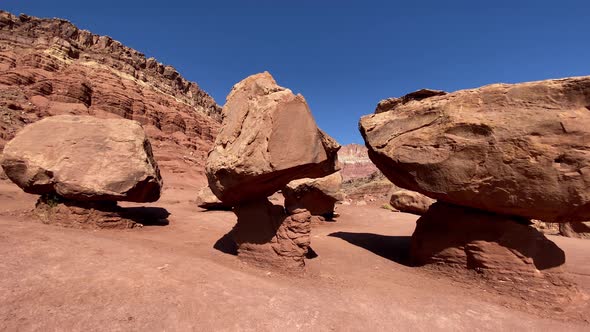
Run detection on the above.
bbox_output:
[3,0,589,144]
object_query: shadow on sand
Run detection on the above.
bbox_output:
[122,206,171,226]
[328,231,412,266]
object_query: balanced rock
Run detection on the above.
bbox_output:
[195,186,231,210]
[389,189,435,215]
[360,76,590,222]
[411,202,565,276]
[206,72,340,206]
[283,172,343,219]
[1,115,162,202]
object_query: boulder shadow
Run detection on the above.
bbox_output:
[328,232,412,266]
[121,206,170,226]
[213,230,238,255]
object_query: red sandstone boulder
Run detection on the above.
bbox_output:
[389,190,435,215]
[1,115,162,202]
[283,172,343,219]
[206,72,340,205]
[360,76,590,222]
[195,186,231,210]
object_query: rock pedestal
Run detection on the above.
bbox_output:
[232,199,311,271]
[411,203,565,276]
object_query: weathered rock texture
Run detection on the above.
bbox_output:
[559,221,590,239]
[338,144,378,181]
[411,202,565,276]
[360,77,590,222]
[34,195,138,229]
[2,115,162,202]
[0,11,221,178]
[341,170,398,203]
[283,172,343,219]
[207,72,339,270]
[232,199,312,271]
[195,186,231,210]
[389,190,435,215]
[206,72,340,206]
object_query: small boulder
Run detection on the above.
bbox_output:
[559,221,590,239]
[1,115,162,202]
[283,172,343,219]
[195,186,231,210]
[206,72,340,206]
[389,189,435,215]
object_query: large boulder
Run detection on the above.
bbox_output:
[360,76,590,222]
[389,189,435,215]
[283,172,344,219]
[1,115,162,202]
[206,72,340,205]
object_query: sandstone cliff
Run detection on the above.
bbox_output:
[0,11,221,179]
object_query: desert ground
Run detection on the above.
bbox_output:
[1,172,588,331]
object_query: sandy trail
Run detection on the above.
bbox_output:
[0,178,588,331]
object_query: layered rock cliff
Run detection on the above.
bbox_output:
[0,11,221,178]
[337,143,378,180]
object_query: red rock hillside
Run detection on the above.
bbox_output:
[337,143,378,180]
[0,11,221,180]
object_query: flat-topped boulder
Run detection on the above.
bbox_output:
[283,172,343,219]
[360,76,590,222]
[1,115,162,202]
[206,72,340,206]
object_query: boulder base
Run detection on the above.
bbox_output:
[34,195,138,229]
[411,202,565,276]
[389,190,435,215]
[232,198,311,271]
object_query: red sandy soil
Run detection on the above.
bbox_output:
[0,174,589,331]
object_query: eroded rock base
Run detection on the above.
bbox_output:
[232,198,311,271]
[560,222,590,239]
[34,194,140,229]
[411,202,565,276]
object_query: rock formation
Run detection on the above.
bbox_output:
[360,77,590,222]
[0,11,221,180]
[1,115,162,228]
[195,186,231,211]
[283,172,343,220]
[207,72,340,270]
[389,190,435,215]
[360,76,590,279]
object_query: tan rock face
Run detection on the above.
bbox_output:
[283,172,343,218]
[389,190,435,215]
[206,72,340,205]
[360,76,590,222]
[411,202,565,275]
[1,115,162,202]
[0,11,221,179]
